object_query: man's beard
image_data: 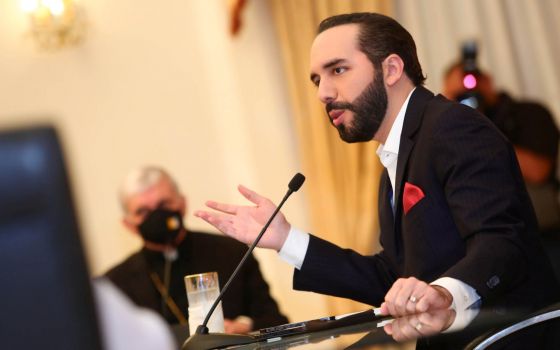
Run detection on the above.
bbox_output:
[326,69,388,143]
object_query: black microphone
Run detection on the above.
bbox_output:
[182,173,305,350]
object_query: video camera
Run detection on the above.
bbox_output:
[455,41,485,110]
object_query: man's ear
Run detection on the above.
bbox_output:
[383,54,405,86]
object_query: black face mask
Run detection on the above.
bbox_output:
[138,208,184,246]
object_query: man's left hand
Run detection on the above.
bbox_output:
[379,277,453,317]
[224,318,252,334]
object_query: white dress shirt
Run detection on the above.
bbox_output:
[279,88,480,312]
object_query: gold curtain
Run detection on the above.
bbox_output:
[269,0,392,315]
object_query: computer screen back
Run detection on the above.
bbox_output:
[0,125,102,350]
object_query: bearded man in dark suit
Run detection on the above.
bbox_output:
[195,13,559,323]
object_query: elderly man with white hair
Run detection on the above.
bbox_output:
[105,166,288,335]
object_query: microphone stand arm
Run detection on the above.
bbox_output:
[196,189,293,334]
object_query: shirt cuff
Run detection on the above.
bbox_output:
[430,277,481,333]
[431,277,481,311]
[278,227,309,270]
[445,305,480,333]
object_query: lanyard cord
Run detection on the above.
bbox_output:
[149,270,188,325]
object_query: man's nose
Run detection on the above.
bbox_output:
[317,80,336,105]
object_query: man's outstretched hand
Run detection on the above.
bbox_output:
[195,185,291,251]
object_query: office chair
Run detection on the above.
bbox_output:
[0,126,102,350]
[464,302,560,350]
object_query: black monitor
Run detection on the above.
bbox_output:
[0,125,102,349]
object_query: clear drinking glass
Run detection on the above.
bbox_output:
[184,272,225,334]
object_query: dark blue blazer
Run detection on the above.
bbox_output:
[294,86,559,311]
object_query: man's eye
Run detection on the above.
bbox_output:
[312,78,320,87]
[333,67,346,74]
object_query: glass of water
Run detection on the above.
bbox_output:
[184,271,225,334]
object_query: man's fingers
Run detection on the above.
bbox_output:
[194,211,232,233]
[416,296,431,313]
[416,288,438,312]
[389,317,422,342]
[416,286,452,313]
[238,185,265,205]
[204,200,239,214]
[398,280,419,314]
[194,209,229,223]
[383,323,393,335]
[408,283,430,313]
[378,302,389,316]
[384,279,402,315]
[193,210,212,221]
[387,278,417,315]
[383,277,436,317]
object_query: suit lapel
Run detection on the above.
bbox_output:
[394,86,434,216]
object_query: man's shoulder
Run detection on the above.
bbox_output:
[408,86,475,125]
[417,94,507,148]
[423,94,487,128]
[429,94,476,116]
[104,250,146,279]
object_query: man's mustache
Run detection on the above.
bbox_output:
[326,101,355,114]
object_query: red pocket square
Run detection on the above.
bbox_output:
[403,182,425,214]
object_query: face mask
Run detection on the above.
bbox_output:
[138,208,184,246]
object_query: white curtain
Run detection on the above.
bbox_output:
[394,0,560,123]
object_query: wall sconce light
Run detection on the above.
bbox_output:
[20,0,86,50]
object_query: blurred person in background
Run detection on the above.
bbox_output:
[104,166,288,334]
[443,47,560,234]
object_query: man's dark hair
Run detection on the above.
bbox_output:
[318,13,426,86]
